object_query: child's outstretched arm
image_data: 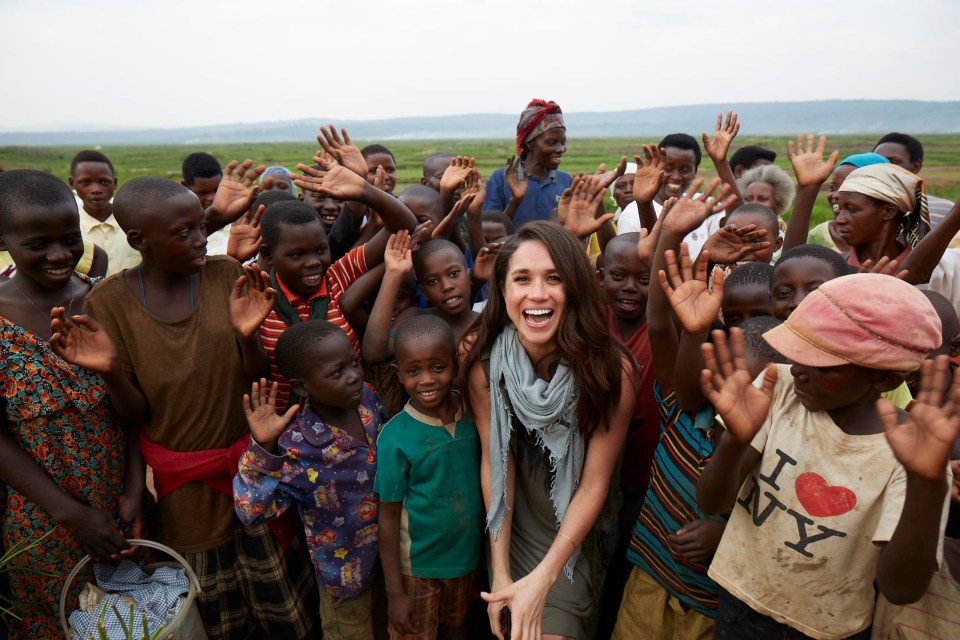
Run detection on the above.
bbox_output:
[696,329,774,515]
[898,198,960,286]
[464,169,487,259]
[362,231,412,365]
[876,356,958,604]
[702,110,744,210]
[432,193,475,251]
[234,379,303,525]
[781,135,840,253]
[338,263,385,338]
[229,264,276,381]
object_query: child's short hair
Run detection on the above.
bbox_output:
[658,133,702,168]
[739,316,791,365]
[252,189,297,214]
[774,244,849,280]
[412,238,465,279]
[873,132,924,164]
[394,315,456,360]
[70,149,115,176]
[482,211,516,236]
[729,145,777,174]
[260,201,321,250]
[423,152,452,169]
[0,169,76,232]
[727,203,780,232]
[726,261,774,290]
[275,320,344,380]
[399,184,442,207]
[112,177,188,232]
[604,232,641,257]
[361,144,395,162]
[181,152,222,185]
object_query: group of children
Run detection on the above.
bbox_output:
[1,101,959,640]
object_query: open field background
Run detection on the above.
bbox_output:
[2,135,959,225]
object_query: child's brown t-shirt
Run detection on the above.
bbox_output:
[84,256,251,553]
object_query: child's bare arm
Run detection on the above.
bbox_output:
[379,501,414,634]
[338,263,385,338]
[463,169,486,259]
[432,193,475,251]
[876,356,958,604]
[229,265,276,381]
[696,329,774,515]
[702,111,744,210]
[782,135,840,253]
[362,232,412,365]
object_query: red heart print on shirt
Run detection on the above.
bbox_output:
[795,472,857,517]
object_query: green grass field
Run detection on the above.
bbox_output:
[2,135,959,226]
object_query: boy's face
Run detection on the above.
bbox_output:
[417,247,470,317]
[526,129,567,171]
[300,190,342,232]
[771,257,837,320]
[613,174,635,210]
[264,219,331,300]
[421,158,448,192]
[138,192,208,275]
[721,283,771,329]
[184,175,221,209]
[726,211,781,265]
[600,242,649,322]
[365,153,398,194]
[395,335,456,413]
[789,362,881,413]
[402,196,443,228]
[294,333,363,411]
[69,162,117,214]
[0,199,83,290]
[743,182,779,214]
[658,147,697,203]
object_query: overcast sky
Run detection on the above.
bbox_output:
[2,0,958,131]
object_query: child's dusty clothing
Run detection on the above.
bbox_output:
[709,364,948,640]
[374,402,483,578]
[234,383,387,598]
[714,588,871,640]
[611,567,714,640]
[390,573,479,640]
[260,244,368,411]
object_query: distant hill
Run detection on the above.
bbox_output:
[2,100,958,146]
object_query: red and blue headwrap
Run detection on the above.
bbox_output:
[515,99,564,156]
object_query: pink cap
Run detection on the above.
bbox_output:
[763,273,941,371]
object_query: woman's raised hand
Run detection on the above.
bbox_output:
[702,110,740,164]
[788,134,840,187]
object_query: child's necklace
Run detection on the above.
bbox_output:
[11,278,74,325]
[137,266,194,311]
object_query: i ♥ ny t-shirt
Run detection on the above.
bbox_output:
[708,364,947,640]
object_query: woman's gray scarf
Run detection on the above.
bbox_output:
[487,324,584,581]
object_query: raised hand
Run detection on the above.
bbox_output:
[700,328,778,444]
[230,264,277,338]
[294,159,368,202]
[473,242,503,282]
[594,156,628,190]
[432,193,475,240]
[462,168,486,216]
[227,205,265,262]
[49,308,120,375]
[660,243,725,333]
[410,220,434,252]
[878,356,960,483]
[244,379,299,454]
[702,110,740,164]
[317,125,368,177]
[504,156,528,201]
[633,145,667,204]
[211,160,267,224]
[441,156,476,194]
[384,231,413,275]
[859,256,910,280]
[788,134,840,187]
[699,223,771,265]
[564,177,613,239]
[662,178,736,236]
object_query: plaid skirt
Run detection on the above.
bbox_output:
[181,522,319,640]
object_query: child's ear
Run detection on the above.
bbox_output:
[420,177,428,186]
[68,176,76,188]
[949,336,960,359]
[875,371,906,393]
[126,229,147,251]
[289,378,307,400]
[298,193,304,201]
[774,236,784,251]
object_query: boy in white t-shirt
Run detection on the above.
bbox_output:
[697,273,954,640]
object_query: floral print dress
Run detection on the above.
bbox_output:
[0,316,125,639]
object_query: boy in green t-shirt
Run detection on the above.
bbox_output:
[375,315,484,640]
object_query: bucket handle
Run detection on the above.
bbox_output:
[59,539,202,638]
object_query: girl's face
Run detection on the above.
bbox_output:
[770,257,837,320]
[526,129,567,171]
[364,153,398,194]
[503,240,567,357]
[835,192,891,249]
[1,200,84,290]
[743,181,780,214]
[827,164,856,216]
[612,174,636,210]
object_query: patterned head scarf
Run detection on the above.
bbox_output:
[839,164,929,247]
[516,99,565,156]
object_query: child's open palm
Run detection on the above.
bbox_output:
[227,205,265,262]
[230,265,277,338]
[441,156,475,193]
[473,242,503,283]
[633,145,667,204]
[564,177,613,239]
[245,379,299,454]
[317,125,368,178]
[384,231,413,275]
[659,244,724,334]
[700,223,771,265]
[702,110,740,163]
[212,160,267,223]
[294,159,367,202]
[49,307,119,376]
[432,194,475,240]
[662,179,735,236]
[879,356,960,483]
[788,134,840,187]
[700,329,778,444]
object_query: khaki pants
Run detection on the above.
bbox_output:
[612,566,714,640]
[319,586,375,640]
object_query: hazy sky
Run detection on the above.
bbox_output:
[2,0,958,131]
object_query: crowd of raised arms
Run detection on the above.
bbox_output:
[2,99,960,640]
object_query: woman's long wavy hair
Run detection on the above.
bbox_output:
[459,221,632,439]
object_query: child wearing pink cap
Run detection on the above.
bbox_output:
[697,273,955,640]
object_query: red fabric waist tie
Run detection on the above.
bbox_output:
[139,431,293,550]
